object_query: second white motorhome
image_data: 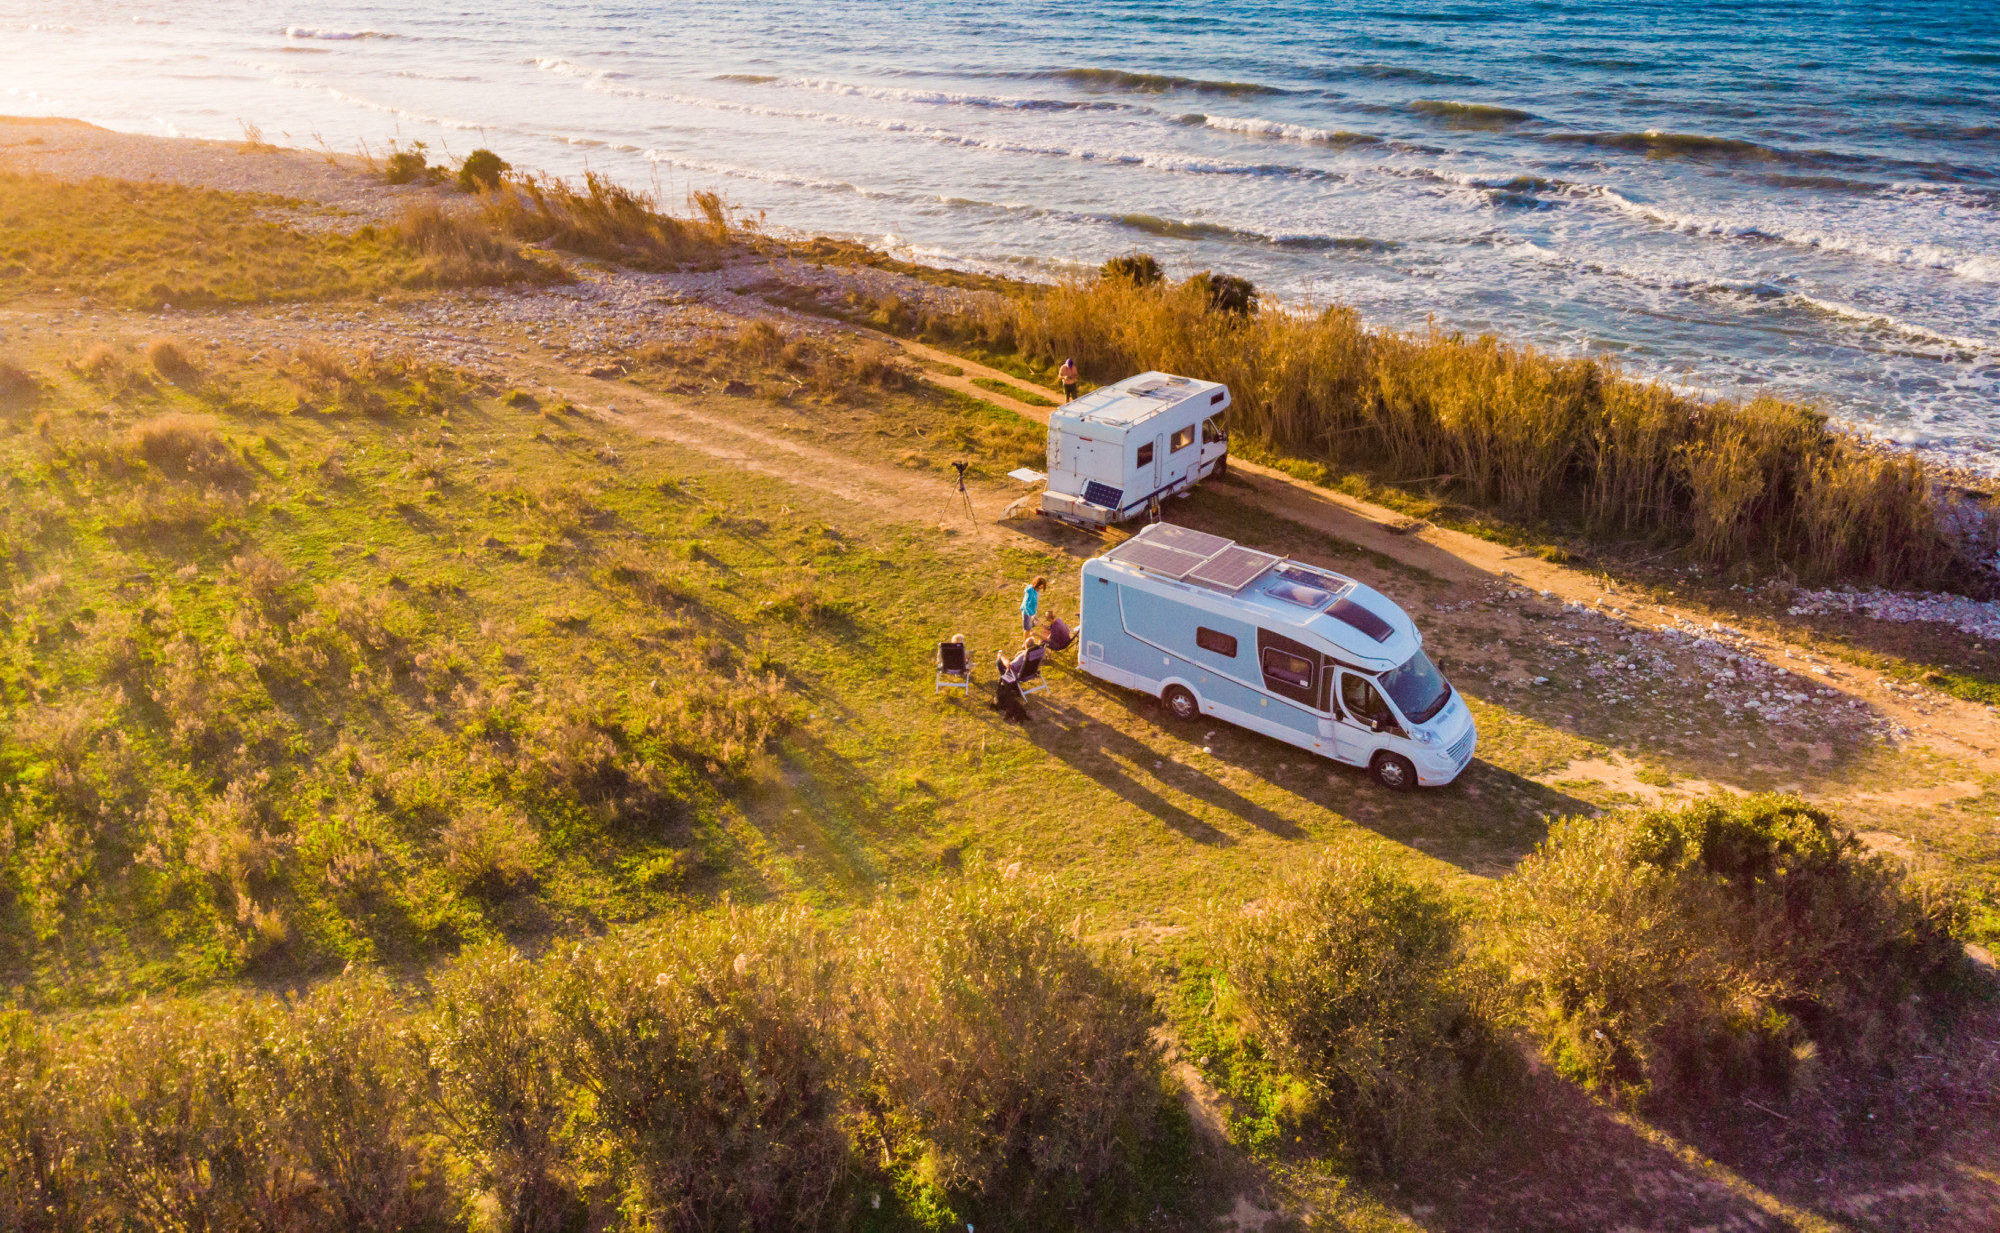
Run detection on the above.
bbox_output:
[1037,372,1229,527]
[1076,522,1476,789]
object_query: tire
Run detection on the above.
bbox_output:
[1370,752,1418,791]
[1162,685,1200,722]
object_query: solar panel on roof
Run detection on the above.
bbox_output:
[1187,545,1279,593]
[1108,540,1209,578]
[1138,523,1231,557]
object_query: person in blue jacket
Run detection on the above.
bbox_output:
[1020,574,1045,633]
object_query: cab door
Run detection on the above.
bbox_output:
[1332,670,1395,763]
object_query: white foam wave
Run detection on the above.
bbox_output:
[1788,294,1998,355]
[1588,187,2000,284]
[1199,114,1368,145]
[533,69,1301,176]
[773,76,1104,110]
[283,26,392,40]
[529,55,622,80]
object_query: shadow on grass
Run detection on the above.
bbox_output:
[1054,665,1594,874]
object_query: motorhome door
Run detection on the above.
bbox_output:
[1333,670,1394,761]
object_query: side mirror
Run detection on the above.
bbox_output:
[1367,718,1386,733]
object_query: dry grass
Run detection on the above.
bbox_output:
[390,200,564,289]
[0,357,37,410]
[971,274,1986,588]
[479,174,733,270]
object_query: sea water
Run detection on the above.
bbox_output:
[3,0,1996,469]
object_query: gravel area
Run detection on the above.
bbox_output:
[0,115,448,228]
[1788,588,2000,643]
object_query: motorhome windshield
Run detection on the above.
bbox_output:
[1380,649,1450,725]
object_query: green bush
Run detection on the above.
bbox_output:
[1187,271,1258,316]
[82,976,451,1231]
[1205,854,1506,1174]
[544,905,851,1231]
[0,1011,84,1229]
[844,867,1179,1227]
[458,149,512,193]
[384,142,438,186]
[1500,795,1984,1103]
[1100,253,1163,287]
[423,945,583,1233]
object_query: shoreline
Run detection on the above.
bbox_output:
[5,111,1995,486]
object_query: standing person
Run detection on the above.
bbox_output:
[1020,574,1046,634]
[1059,357,1078,403]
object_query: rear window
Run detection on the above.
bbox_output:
[1195,626,1238,657]
[1136,442,1154,467]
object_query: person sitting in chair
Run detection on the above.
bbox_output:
[1039,614,1073,653]
[996,635,1044,682]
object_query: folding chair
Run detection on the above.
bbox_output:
[935,641,971,696]
[1015,648,1049,697]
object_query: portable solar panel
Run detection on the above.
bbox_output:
[1186,545,1280,593]
[1082,480,1123,510]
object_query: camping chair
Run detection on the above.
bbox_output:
[935,641,971,696]
[1015,647,1049,697]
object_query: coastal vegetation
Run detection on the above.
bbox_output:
[1,146,1995,1229]
[941,270,1989,591]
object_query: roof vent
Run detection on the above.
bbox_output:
[1328,596,1394,642]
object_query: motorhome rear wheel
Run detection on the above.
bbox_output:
[1162,684,1199,721]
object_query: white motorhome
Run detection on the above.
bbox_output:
[1038,372,1230,527]
[1077,523,1477,789]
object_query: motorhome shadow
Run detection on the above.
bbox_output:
[1078,523,1476,790]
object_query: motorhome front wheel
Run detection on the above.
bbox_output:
[1370,752,1417,792]
[1162,685,1200,721]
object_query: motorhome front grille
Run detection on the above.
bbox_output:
[1082,480,1123,509]
[1187,545,1280,593]
[1446,729,1475,767]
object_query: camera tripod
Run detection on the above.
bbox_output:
[948,460,973,518]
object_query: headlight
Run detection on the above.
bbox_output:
[1409,727,1438,746]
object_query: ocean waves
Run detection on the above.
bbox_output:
[1184,113,1380,146]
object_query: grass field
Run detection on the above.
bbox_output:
[1,163,1996,1230]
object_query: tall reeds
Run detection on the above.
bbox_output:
[977,275,1986,588]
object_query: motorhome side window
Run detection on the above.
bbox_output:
[1136,442,1154,467]
[1341,673,1390,724]
[1195,627,1238,657]
[1171,425,1196,453]
[1203,415,1226,443]
[1261,648,1313,690]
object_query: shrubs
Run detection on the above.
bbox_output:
[81,978,453,1231]
[1101,253,1164,287]
[0,357,38,408]
[1500,795,1983,1103]
[844,869,1176,1224]
[392,201,561,289]
[2,881,1187,1230]
[146,338,199,386]
[1205,855,1506,1173]
[126,412,246,484]
[481,173,731,270]
[457,148,511,193]
[548,907,852,1231]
